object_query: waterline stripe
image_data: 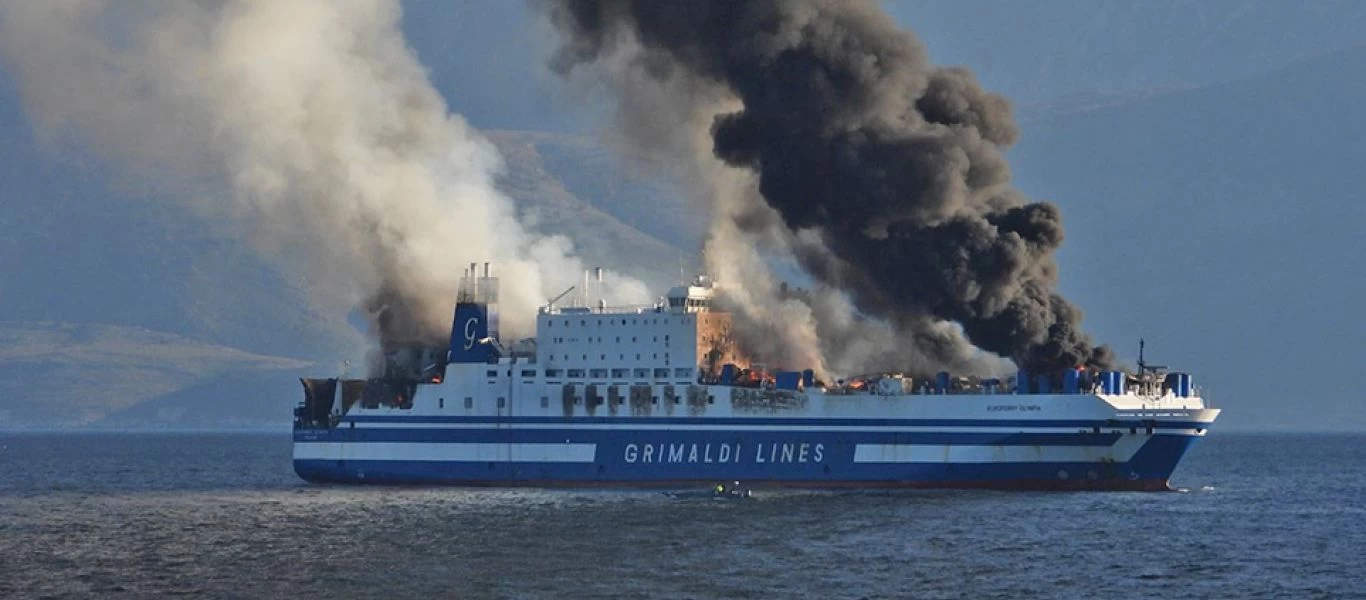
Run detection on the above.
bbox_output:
[293,442,597,463]
[340,415,1212,429]
[853,439,1147,464]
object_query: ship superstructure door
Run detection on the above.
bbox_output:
[500,364,511,464]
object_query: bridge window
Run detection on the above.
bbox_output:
[674,368,693,378]
[634,368,650,378]
[497,397,506,408]
[568,369,585,378]
[590,368,609,378]
[486,370,498,378]
[611,368,629,378]
[546,369,563,377]
[654,368,669,378]
[464,397,473,409]
[521,369,537,378]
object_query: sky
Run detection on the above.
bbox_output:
[386,1,1366,430]
[2,1,1362,430]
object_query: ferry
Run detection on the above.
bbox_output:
[293,264,1218,491]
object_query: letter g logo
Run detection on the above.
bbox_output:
[463,317,479,350]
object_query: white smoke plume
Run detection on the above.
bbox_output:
[0,0,648,356]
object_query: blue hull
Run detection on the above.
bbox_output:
[293,419,1202,491]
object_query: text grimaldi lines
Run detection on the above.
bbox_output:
[623,441,825,464]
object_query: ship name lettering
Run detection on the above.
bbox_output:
[756,442,824,464]
[624,442,824,465]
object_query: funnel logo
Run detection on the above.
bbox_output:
[449,303,495,363]
[463,317,479,350]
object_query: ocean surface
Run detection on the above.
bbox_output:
[1,432,1362,599]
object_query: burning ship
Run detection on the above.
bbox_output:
[294,265,1219,491]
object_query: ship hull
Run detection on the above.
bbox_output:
[292,415,1205,491]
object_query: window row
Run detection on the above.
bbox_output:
[484,367,694,379]
[554,353,669,362]
[546,317,690,327]
[547,335,669,344]
[440,393,714,410]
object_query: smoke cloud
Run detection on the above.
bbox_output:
[545,0,1112,374]
[0,0,648,356]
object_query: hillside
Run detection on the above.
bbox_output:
[0,322,311,426]
[3,33,1364,429]
[0,107,692,425]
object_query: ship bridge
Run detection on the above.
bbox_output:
[531,275,744,383]
[664,276,717,313]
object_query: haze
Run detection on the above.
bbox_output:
[0,0,1361,431]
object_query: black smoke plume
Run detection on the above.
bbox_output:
[547,0,1113,373]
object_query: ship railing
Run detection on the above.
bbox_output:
[545,303,664,315]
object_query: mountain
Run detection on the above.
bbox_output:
[3,3,1364,429]
[0,321,310,426]
[0,96,692,426]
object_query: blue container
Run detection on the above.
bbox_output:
[801,369,815,388]
[1035,374,1052,394]
[935,371,951,394]
[982,378,1001,394]
[1062,369,1079,394]
[1165,372,1181,395]
[1016,369,1030,394]
[1106,371,1126,395]
[775,371,801,390]
[720,364,736,384]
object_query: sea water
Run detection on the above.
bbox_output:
[1,432,1361,599]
